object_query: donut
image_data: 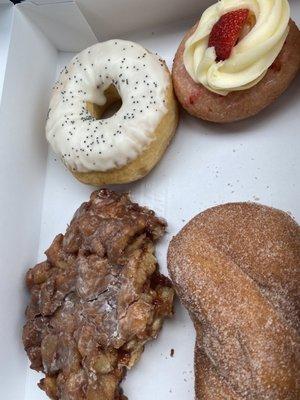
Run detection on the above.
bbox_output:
[46,40,178,185]
[172,0,300,123]
[167,202,300,399]
[23,189,174,399]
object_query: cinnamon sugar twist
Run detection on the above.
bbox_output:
[168,202,300,399]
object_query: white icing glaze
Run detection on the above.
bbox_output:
[46,40,169,172]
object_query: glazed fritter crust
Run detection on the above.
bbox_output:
[23,189,174,400]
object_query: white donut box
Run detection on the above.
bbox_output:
[0,1,299,399]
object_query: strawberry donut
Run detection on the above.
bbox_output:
[173,0,300,123]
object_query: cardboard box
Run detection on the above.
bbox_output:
[0,1,299,398]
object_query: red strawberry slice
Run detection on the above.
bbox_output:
[208,9,249,61]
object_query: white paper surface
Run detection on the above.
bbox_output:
[75,0,212,40]
[27,7,300,399]
[0,4,13,101]
[0,0,299,399]
[0,7,57,399]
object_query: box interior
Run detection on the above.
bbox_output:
[18,1,97,52]
[74,0,212,41]
[0,1,299,399]
[0,2,12,99]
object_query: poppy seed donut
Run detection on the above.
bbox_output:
[173,7,300,123]
[46,40,178,185]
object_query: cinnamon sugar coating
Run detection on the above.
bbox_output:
[168,202,300,399]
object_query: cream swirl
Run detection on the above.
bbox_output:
[184,0,290,95]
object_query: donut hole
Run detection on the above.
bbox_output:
[86,85,122,120]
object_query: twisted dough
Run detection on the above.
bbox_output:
[167,203,300,399]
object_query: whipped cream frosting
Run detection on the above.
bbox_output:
[46,40,169,172]
[184,0,290,95]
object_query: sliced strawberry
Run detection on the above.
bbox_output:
[208,9,249,61]
[189,91,201,105]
